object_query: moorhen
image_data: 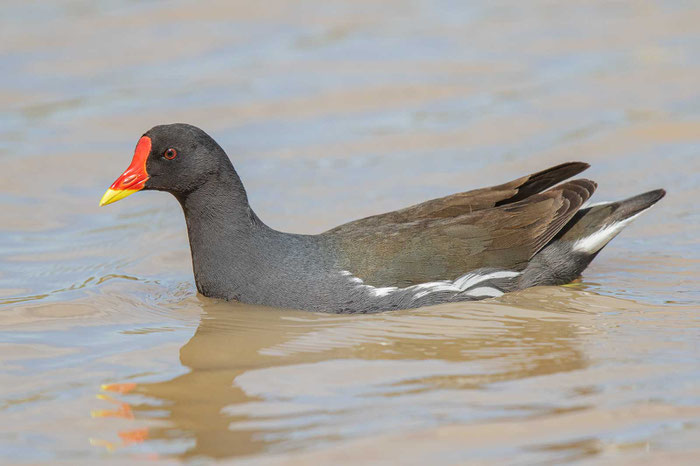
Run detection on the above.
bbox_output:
[100,124,665,313]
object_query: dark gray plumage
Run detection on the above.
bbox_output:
[103,123,666,313]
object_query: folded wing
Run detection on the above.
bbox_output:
[327,163,596,287]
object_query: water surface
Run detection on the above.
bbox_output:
[1,0,699,464]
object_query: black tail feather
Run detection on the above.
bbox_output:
[557,189,666,244]
[518,189,666,288]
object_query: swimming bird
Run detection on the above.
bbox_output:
[100,123,665,313]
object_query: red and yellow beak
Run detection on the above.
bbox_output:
[99,136,152,206]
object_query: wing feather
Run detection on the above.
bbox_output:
[326,162,589,233]
[329,175,597,287]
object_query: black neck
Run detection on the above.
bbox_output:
[175,168,269,299]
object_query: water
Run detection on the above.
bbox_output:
[1,0,699,463]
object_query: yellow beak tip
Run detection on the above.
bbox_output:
[99,188,138,207]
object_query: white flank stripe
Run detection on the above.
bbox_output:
[464,287,504,298]
[451,273,478,290]
[414,281,458,291]
[372,287,399,297]
[453,270,520,289]
[572,211,644,253]
[413,283,460,299]
[340,269,519,301]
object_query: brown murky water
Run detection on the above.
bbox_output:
[1,1,699,464]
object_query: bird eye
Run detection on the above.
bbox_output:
[164,148,177,160]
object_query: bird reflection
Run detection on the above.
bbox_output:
[92,286,617,460]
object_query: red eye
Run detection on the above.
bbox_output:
[164,148,177,160]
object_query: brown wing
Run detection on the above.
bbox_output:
[326,161,589,234]
[328,178,597,288]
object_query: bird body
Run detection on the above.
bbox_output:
[100,124,665,313]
